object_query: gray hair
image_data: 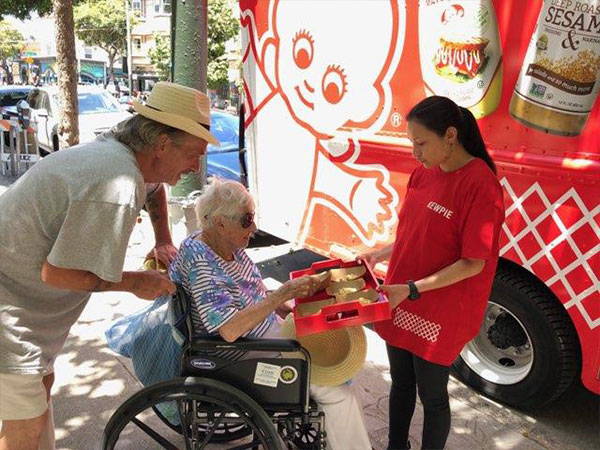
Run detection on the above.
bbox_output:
[108,114,189,153]
[195,177,253,229]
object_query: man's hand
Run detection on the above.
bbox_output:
[379,284,409,309]
[146,242,178,267]
[128,271,176,300]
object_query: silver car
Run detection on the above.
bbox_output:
[26,86,132,153]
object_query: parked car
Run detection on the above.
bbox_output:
[26,86,131,153]
[207,110,242,182]
[0,85,33,119]
[117,94,135,113]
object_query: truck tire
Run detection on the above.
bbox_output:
[452,261,580,409]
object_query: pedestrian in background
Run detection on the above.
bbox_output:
[0,82,218,450]
[360,96,504,450]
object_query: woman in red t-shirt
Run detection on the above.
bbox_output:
[361,96,504,450]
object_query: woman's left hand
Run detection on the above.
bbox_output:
[379,284,409,309]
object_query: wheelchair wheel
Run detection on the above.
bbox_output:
[103,377,283,449]
[277,413,326,450]
[151,404,252,442]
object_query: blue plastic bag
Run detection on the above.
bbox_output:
[105,294,184,387]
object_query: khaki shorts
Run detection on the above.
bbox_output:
[0,372,49,420]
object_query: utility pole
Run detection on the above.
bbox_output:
[170,0,209,200]
[125,0,133,94]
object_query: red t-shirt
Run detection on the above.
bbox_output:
[375,158,504,366]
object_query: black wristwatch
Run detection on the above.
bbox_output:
[407,280,420,300]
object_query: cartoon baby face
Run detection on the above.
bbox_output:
[274,0,398,136]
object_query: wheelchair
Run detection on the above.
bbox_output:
[102,286,326,449]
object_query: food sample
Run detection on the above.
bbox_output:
[326,278,366,296]
[143,258,167,272]
[296,298,335,318]
[327,265,366,282]
[335,288,379,304]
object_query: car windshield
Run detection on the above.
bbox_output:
[53,91,121,114]
[0,90,30,107]
[78,92,121,114]
[211,113,239,150]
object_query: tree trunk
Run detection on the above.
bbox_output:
[108,49,116,86]
[52,0,79,148]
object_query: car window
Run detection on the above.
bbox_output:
[50,91,120,115]
[0,90,30,107]
[27,90,42,109]
[210,114,239,150]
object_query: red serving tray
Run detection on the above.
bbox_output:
[290,258,391,336]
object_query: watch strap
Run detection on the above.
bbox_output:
[407,280,420,300]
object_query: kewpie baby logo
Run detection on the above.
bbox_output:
[241,0,405,247]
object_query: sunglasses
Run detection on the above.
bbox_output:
[240,212,255,229]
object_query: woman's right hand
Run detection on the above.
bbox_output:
[277,276,318,301]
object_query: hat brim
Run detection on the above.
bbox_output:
[280,315,366,386]
[133,100,219,145]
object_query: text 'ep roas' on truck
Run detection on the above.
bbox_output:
[239,0,600,408]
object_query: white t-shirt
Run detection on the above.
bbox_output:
[0,135,146,374]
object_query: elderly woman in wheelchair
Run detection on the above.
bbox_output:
[104,178,372,449]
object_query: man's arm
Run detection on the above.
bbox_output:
[145,183,178,264]
[41,261,175,299]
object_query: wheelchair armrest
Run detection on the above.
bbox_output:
[189,336,302,353]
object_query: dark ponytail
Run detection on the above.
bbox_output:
[406,96,496,174]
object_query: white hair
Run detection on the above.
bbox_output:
[195,177,253,229]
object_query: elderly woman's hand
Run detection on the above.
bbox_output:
[278,275,318,300]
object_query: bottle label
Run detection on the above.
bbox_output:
[419,0,502,110]
[514,0,600,115]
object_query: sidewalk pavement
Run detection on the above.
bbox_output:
[0,177,596,450]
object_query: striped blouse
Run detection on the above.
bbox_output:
[169,231,274,360]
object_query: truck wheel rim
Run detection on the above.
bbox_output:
[460,301,533,385]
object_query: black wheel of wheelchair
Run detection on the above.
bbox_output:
[103,377,283,450]
[151,403,252,442]
[278,421,324,449]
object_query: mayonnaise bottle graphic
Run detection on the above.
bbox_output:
[509,0,600,136]
[419,0,503,118]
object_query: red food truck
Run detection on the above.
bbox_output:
[239,0,599,408]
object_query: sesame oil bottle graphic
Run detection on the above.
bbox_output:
[509,0,600,136]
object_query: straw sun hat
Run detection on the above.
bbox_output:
[132,81,219,145]
[279,315,367,386]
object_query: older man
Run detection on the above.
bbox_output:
[0,82,218,450]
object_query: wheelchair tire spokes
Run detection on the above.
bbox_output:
[103,377,284,450]
[276,412,326,450]
[153,400,253,443]
[131,416,180,450]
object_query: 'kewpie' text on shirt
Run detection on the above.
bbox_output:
[427,201,454,219]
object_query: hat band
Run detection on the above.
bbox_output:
[145,103,210,128]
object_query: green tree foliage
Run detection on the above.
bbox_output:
[148,33,170,81]
[0,1,53,20]
[0,20,24,83]
[74,0,127,83]
[207,0,239,90]
[0,0,79,146]
[148,0,239,88]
